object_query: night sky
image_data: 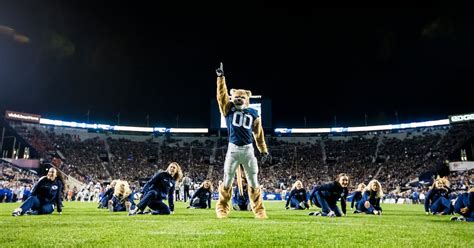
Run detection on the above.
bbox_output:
[1,2,472,129]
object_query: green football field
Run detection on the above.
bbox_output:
[1,201,472,247]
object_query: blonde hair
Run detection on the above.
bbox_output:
[109,180,118,189]
[168,162,183,183]
[431,176,450,189]
[201,180,213,192]
[114,180,132,199]
[291,180,303,191]
[357,183,366,191]
[363,179,384,198]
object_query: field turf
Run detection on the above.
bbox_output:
[1,201,472,247]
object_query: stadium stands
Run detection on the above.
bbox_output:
[4,120,473,198]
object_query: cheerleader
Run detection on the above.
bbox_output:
[285,180,309,210]
[308,173,349,217]
[356,180,383,215]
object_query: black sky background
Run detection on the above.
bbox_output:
[0,2,473,129]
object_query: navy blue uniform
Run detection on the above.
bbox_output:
[22,187,32,202]
[225,107,259,146]
[467,192,474,222]
[356,190,382,214]
[0,187,13,202]
[232,186,250,211]
[110,192,136,211]
[18,176,63,215]
[310,182,348,216]
[424,187,452,215]
[453,192,474,222]
[190,187,212,209]
[351,191,362,209]
[99,187,114,208]
[137,172,175,215]
[286,188,309,209]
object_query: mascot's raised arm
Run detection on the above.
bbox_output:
[215,62,269,219]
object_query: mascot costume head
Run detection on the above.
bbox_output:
[229,88,251,110]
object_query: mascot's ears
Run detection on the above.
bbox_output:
[230,88,252,97]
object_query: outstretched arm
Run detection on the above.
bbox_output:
[208,192,212,209]
[285,190,294,208]
[339,188,348,215]
[424,190,432,213]
[168,185,175,212]
[216,62,232,116]
[351,192,357,209]
[56,182,63,213]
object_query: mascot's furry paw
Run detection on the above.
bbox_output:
[216,208,229,219]
[249,186,268,219]
[254,210,268,219]
[215,185,232,219]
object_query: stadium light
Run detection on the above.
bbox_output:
[274,119,450,134]
[114,126,154,132]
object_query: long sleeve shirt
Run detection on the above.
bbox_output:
[286,188,308,207]
[351,191,362,209]
[313,181,348,214]
[424,187,451,212]
[112,192,136,208]
[190,187,212,208]
[142,172,176,211]
[468,192,474,210]
[359,190,381,209]
[103,187,114,199]
[31,176,63,212]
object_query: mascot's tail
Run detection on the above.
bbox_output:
[236,165,245,196]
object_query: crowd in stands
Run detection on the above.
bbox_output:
[47,132,108,182]
[5,122,474,199]
[108,138,158,180]
[0,161,37,203]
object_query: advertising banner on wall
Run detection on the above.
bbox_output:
[449,113,474,124]
[449,161,474,171]
[5,110,41,123]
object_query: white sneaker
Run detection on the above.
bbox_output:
[12,208,22,216]
[128,207,138,216]
[327,211,335,217]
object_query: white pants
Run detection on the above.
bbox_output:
[90,189,100,202]
[223,143,259,188]
[77,191,88,202]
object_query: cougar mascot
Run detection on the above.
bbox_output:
[215,62,270,219]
